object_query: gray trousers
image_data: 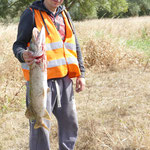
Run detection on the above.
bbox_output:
[26,76,78,150]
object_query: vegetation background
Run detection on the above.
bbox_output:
[1,0,150,150]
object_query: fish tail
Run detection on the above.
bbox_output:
[43,109,51,120]
[34,110,50,130]
[34,120,49,131]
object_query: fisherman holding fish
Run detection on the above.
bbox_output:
[13,0,85,150]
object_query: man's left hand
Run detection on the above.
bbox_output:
[76,77,85,93]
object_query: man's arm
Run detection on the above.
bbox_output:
[13,8,34,63]
[75,36,85,78]
[66,11,85,92]
[66,11,85,78]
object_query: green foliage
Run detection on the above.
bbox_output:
[124,0,150,17]
[0,0,34,20]
[97,0,128,18]
[97,0,150,18]
[126,25,150,55]
[126,39,150,55]
[0,0,98,21]
[1,0,150,21]
[69,4,87,21]
[69,0,98,20]
[0,0,10,18]
[10,0,34,18]
[128,2,140,16]
[138,0,150,16]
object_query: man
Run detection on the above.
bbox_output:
[13,0,85,150]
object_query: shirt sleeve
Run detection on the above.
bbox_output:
[12,8,34,63]
[66,11,85,78]
[75,34,85,78]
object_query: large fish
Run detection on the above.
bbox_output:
[25,26,50,130]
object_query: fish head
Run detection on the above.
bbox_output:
[29,26,46,57]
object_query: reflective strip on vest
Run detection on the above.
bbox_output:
[21,56,78,71]
[45,41,63,51]
[64,43,76,51]
[22,58,66,70]
[47,58,66,68]
[67,57,79,65]
[45,42,76,52]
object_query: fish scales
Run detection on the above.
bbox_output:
[25,26,50,131]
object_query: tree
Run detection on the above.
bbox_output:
[97,0,128,18]
[67,0,98,20]
[0,0,12,18]
[124,0,150,16]
[0,0,98,20]
[2,0,150,21]
[135,0,150,16]
[0,0,35,19]
[63,0,77,11]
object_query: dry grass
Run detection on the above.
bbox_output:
[1,17,150,150]
[83,39,146,72]
[0,24,25,113]
[75,69,150,150]
[74,17,150,72]
[75,16,150,40]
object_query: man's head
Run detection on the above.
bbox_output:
[44,0,64,12]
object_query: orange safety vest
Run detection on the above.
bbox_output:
[21,9,81,81]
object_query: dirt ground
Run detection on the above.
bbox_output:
[1,67,150,150]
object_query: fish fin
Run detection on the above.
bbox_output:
[34,121,49,131]
[25,105,35,120]
[42,88,45,97]
[47,87,50,93]
[43,109,51,120]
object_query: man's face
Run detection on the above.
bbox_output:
[44,0,64,10]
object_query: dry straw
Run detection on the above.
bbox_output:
[0,24,25,113]
[82,38,146,72]
[1,17,150,150]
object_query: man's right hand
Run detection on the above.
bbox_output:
[23,51,34,66]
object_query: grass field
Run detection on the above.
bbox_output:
[1,16,150,150]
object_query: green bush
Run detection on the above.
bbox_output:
[123,0,150,17]
[97,0,128,18]
[97,6,113,18]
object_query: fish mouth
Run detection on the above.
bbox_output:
[34,54,44,59]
